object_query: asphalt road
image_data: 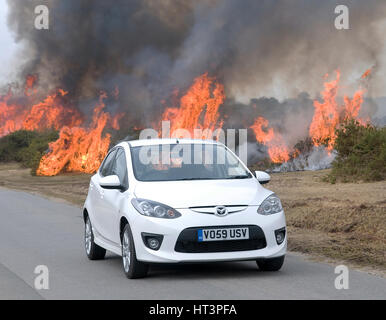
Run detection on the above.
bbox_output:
[0,188,385,300]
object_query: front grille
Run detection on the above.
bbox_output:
[189,205,248,215]
[174,225,266,253]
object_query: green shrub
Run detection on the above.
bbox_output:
[0,130,59,175]
[327,120,386,182]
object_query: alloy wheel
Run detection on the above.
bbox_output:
[122,230,131,273]
[85,218,92,255]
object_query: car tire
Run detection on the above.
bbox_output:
[121,223,149,279]
[84,216,106,260]
[256,256,285,271]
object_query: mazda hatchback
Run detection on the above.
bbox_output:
[83,139,286,278]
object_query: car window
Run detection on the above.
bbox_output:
[130,144,251,182]
[100,149,116,177]
[112,148,129,190]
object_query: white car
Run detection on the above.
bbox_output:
[83,139,286,278]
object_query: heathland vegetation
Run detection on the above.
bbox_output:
[326,120,386,183]
[0,120,385,182]
[0,130,58,175]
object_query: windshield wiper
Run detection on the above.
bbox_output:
[226,175,250,179]
[171,176,250,181]
[175,177,223,181]
[176,177,207,181]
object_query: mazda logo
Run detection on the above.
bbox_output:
[214,206,228,217]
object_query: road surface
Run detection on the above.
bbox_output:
[0,188,384,300]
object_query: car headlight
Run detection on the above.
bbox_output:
[257,194,283,215]
[131,198,181,219]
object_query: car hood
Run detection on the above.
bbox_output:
[133,178,272,208]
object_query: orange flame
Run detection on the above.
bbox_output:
[250,117,290,163]
[1,69,372,175]
[0,77,82,137]
[0,75,123,176]
[0,90,23,137]
[161,73,225,138]
[23,90,82,131]
[36,92,115,176]
[361,68,372,79]
[309,70,365,150]
[24,74,38,96]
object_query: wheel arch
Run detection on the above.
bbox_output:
[83,208,89,223]
[120,216,129,242]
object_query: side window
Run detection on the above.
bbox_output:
[100,149,116,177]
[112,148,129,190]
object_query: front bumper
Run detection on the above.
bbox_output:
[130,207,286,263]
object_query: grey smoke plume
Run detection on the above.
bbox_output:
[5,0,386,139]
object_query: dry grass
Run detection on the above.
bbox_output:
[269,169,386,272]
[0,163,384,273]
[0,163,90,206]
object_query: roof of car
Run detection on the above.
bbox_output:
[126,138,222,147]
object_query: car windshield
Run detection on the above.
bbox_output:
[130,143,252,182]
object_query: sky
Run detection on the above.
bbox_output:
[0,0,18,84]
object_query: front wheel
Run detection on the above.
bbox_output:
[84,216,106,260]
[121,224,149,279]
[256,256,285,271]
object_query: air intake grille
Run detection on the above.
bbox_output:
[174,225,266,253]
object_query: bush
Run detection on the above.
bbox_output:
[0,130,59,175]
[327,120,386,182]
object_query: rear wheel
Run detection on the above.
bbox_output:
[121,224,149,279]
[256,256,285,271]
[84,216,106,260]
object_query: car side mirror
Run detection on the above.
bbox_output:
[255,171,271,184]
[99,175,122,189]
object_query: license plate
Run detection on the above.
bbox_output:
[197,227,249,242]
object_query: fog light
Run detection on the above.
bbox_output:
[274,228,286,245]
[147,238,160,250]
[141,233,163,251]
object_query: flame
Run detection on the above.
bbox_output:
[0,75,122,176]
[36,92,114,176]
[250,117,290,163]
[111,112,124,130]
[25,74,38,96]
[0,77,82,137]
[309,70,365,150]
[361,68,372,79]
[344,90,364,121]
[0,69,373,175]
[23,90,82,131]
[161,73,225,138]
[0,90,23,137]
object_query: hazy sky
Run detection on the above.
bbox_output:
[0,0,18,84]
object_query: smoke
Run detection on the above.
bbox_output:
[170,0,386,99]
[6,0,201,120]
[4,0,386,149]
[274,147,336,172]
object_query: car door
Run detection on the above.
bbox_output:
[91,148,117,241]
[99,147,129,244]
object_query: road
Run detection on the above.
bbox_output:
[0,188,384,300]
